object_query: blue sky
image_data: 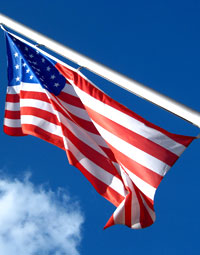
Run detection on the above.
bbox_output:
[0,1,200,254]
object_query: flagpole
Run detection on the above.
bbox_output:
[0,13,200,128]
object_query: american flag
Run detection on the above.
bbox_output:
[4,31,195,229]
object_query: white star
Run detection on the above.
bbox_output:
[30,75,33,80]
[33,62,38,65]
[40,78,44,81]
[29,54,34,58]
[25,47,29,51]
[16,76,20,81]
[14,52,18,57]
[26,69,30,73]
[54,83,60,87]
[36,51,40,54]
[15,64,20,69]
[41,58,45,63]
[51,75,56,79]
[22,63,26,67]
[44,84,48,88]
[46,66,51,71]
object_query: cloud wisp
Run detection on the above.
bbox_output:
[0,175,84,255]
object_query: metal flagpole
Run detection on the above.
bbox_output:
[0,13,200,128]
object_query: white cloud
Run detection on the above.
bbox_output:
[0,175,84,255]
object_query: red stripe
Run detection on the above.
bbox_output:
[66,110,100,135]
[4,125,26,136]
[86,106,179,166]
[55,62,195,147]
[100,146,117,163]
[134,185,154,228]
[55,63,75,81]
[138,192,154,210]
[107,142,163,188]
[20,91,50,103]
[67,150,124,207]
[58,91,85,109]
[21,107,60,126]
[22,124,65,150]
[104,214,115,229]
[125,189,132,227]
[5,110,21,119]
[6,93,19,103]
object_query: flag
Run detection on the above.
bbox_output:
[4,31,196,229]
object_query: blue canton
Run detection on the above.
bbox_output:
[6,33,66,95]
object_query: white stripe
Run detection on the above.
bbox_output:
[113,199,125,225]
[131,222,142,229]
[61,84,99,122]
[4,118,21,128]
[7,85,21,94]
[58,98,91,121]
[140,194,156,222]
[5,102,20,111]
[21,115,63,137]
[122,165,156,200]
[7,83,43,94]
[20,98,53,112]
[65,138,126,198]
[72,85,186,156]
[94,122,170,176]
[62,83,78,96]
[20,82,44,92]
[21,82,75,97]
